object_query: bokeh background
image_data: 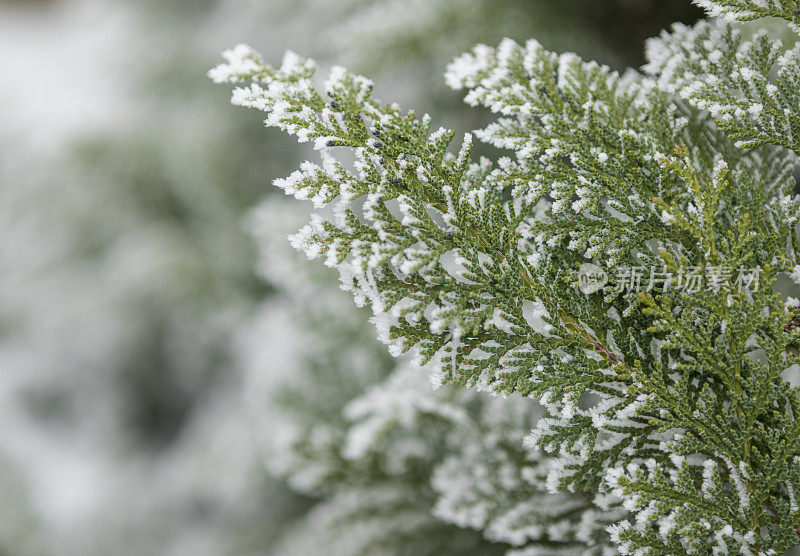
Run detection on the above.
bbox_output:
[0,1,710,554]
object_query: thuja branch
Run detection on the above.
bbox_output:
[212,11,800,551]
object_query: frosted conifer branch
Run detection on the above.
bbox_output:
[692,0,800,32]
[215,11,800,551]
[645,20,800,156]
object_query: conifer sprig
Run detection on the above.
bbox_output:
[693,0,800,31]
[645,21,800,154]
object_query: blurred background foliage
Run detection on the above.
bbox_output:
[0,0,701,553]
